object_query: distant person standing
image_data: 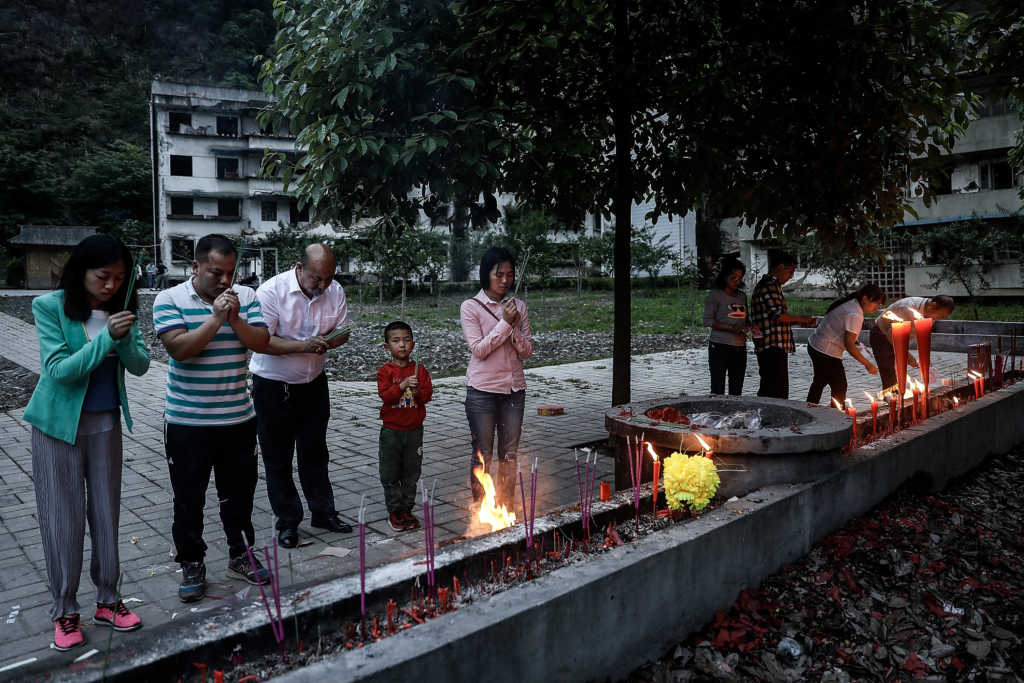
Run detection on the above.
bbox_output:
[249,244,354,549]
[153,234,272,602]
[145,262,157,289]
[870,295,955,390]
[806,284,885,405]
[749,250,817,399]
[703,258,749,395]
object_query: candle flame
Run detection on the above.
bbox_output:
[881,311,904,322]
[832,398,843,410]
[953,396,960,406]
[844,399,855,412]
[471,452,516,532]
[646,442,659,462]
[694,434,712,453]
[907,308,924,319]
[864,391,877,404]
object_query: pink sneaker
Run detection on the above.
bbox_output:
[93,601,142,632]
[53,613,85,651]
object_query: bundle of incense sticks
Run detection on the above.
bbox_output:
[511,247,531,299]
[122,253,139,310]
[518,458,538,554]
[323,323,352,342]
[421,481,437,594]
[358,495,367,636]
[574,450,597,538]
[246,542,283,646]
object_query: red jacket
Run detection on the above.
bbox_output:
[377,361,433,430]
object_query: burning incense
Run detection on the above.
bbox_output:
[122,253,139,310]
[247,544,284,645]
[358,496,367,636]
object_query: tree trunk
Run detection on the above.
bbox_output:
[688,282,697,329]
[401,278,407,318]
[611,0,633,406]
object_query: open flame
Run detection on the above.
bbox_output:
[864,391,878,404]
[471,453,515,532]
[694,434,712,455]
[906,308,924,319]
[832,398,843,410]
[953,396,960,406]
[646,441,659,462]
[881,311,904,322]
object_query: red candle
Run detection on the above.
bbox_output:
[891,320,912,401]
[911,386,920,423]
[913,317,933,418]
[864,392,878,437]
[651,454,660,516]
[845,399,857,448]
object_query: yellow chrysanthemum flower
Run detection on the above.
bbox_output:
[663,451,721,511]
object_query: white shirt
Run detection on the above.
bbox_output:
[874,296,929,340]
[808,299,864,359]
[249,268,349,384]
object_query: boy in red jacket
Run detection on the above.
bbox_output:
[377,321,433,531]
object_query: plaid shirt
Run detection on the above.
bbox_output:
[750,274,794,353]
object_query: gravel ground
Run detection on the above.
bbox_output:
[0,356,38,411]
[0,292,705,386]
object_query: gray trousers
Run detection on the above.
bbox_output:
[32,411,122,619]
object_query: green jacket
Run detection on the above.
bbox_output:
[24,290,151,444]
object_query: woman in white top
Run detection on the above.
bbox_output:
[806,284,885,406]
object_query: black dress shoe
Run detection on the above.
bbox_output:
[278,527,299,548]
[311,513,353,533]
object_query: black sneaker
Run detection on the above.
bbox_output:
[179,561,207,603]
[227,554,272,586]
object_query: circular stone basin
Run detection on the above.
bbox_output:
[605,395,850,455]
[604,395,853,498]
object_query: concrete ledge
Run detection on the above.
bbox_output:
[280,382,1024,683]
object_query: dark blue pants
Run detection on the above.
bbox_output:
[252,373,337,530]
[708,342,747,395]
[465,386,524,507]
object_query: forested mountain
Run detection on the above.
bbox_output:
[0,0,275,278]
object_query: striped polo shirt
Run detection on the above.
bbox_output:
[153,279,266,426]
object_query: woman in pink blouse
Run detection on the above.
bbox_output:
[460,247,533,508]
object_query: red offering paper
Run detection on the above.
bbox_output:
[914,317,933,418]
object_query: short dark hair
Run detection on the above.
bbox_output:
[195,234,236,263]
[479,246,516,293]
[930,295,955,313]
[59,233,137,321]
[384,320,413,341]
[713,258,746,291]
[767,249,797,270]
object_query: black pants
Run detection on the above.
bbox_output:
[165,418,258,563]
[252,373,337,530]
[708,342,747,395]
[806,345,848,405]
[869,326,898,390]
[756,346,789,399]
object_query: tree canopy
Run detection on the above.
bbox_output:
[260,0,975,402]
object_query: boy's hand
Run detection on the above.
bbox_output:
[400,375,419,390]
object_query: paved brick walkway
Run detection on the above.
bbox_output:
[0,307,967,671]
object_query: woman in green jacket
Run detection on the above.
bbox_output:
[24,234,150,651]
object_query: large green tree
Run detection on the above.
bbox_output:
[259,0,972,404]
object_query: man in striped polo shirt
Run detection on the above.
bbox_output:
[153,234,272,602]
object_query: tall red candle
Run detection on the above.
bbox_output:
[911,385,920,423]
[913,317,933,418]
[845,399,857,448]
[864,391,878,437]
[651,455,660,516]
[891,320,912,403]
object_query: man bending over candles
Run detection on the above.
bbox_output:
[870,295,954,391]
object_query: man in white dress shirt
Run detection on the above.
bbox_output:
[250,244,352,548]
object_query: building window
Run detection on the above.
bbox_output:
[216,116,239,137]
[169,155,192,176]
[170,197,193,216]
[261,201,278,221]
[289,199,309,223]
[980,159,1015,190]
[169,112,191,133]
[171,237,194,262]
[217,157,240,179]
[218,199,241,218]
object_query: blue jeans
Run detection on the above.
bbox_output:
[465,386,525,506]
